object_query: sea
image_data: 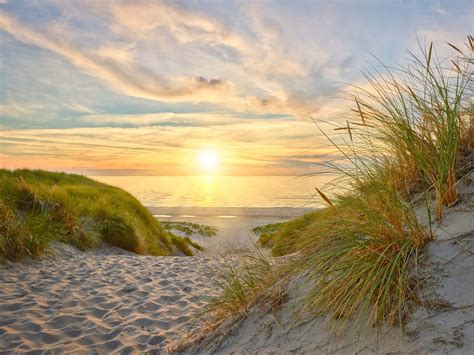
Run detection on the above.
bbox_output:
[92,175,336,211]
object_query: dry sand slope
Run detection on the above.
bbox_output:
[0,244,220,354]
[175,181,474,355]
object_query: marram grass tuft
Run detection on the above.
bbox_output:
[0,169,201,260]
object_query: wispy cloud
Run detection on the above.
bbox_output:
[0,117,336,174]
[432,1,447,15]
[0,11,233,103]
[0,1,328,116]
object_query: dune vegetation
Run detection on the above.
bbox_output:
[162,221,218,237]
[207,37,473,328]
[0,169,202,261]
[254,209,334,256]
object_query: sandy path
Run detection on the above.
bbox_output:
[164,215,292,255]
[0,244,219,354]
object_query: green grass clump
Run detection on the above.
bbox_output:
[0,200,51,260]
[162,221,218,237]
[294,166,429,326]
[254,210,334,256]
[0,169,201,260]
[346,38,473,221]
[97,211,141,253]
[252,222,283,248]
[205,249,285,321]
[170,235,204,256]
[252,222,284,238]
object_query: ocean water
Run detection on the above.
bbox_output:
[92,175,336,210]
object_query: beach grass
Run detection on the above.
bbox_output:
[209,38,472,329]
[254,209,334,256]
[162,221,218,237]
[0,169,201,261]
[204,248,286,321]
[290,38,472,326]
[293,166,429,326]
[345,39,472,220]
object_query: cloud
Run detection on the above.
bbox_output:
[78,112,237,127]
[0,1,337,119]
[96,45,134,65]
[107,1,315,110]
[0,103,35,117]
[432,2,446,15]
[0,8,313,117]
[0,11,233,103]
[0,117,333,174]
[110,1,247,50]
[64,103,96,114]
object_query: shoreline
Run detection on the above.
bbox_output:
[147,206,314,219]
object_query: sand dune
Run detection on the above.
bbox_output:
[172,183,474,354]
[0,243,219,354]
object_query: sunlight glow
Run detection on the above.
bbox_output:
[198,149,219,173]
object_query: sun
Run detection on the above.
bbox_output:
[198,149,219,172]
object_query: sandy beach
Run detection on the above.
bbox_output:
[0,243,220,354]
[0,208,305,353]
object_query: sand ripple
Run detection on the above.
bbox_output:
[0,244,219,354]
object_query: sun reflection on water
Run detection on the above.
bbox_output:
[94,175,337,208]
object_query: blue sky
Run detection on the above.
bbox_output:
[0,0,472,175]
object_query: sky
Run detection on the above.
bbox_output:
[0,0,472,176]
